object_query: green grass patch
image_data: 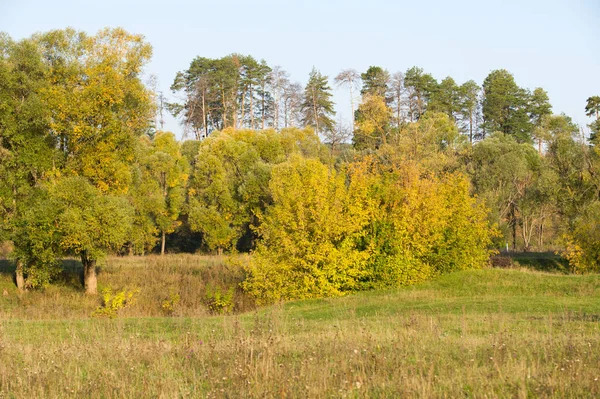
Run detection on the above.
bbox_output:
[1,263,599,397]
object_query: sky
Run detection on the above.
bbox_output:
[1,0,599,139]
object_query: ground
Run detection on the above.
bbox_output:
[0,255,598,397]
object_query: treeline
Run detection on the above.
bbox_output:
[1,28,599,301]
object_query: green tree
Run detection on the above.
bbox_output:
[0,34,60,290]
[468,133,541,250]
[457,80,481,143]
[585,96,600,143]
[529,87,552,153]
[360,66,390,100]
[144,132,189,255]
[404,66,438,121]
[482,69,532,142]
[301,67,336,135]
[428,77,460,119]
[51,177,133,294]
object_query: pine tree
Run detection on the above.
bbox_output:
[301,67,335,135]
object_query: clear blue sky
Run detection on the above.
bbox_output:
[1,0,599,139]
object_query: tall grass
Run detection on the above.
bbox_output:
[0,261,599,397]
[0,254,253,319]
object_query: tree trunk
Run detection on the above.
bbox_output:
[202,90,208,138]
[511,204,517,251]
[250,85,255,129]
[161,230,166,255]
[82,256,98,295]
[469,110,473,144]
[15,259,25,291]
[312,88,319,135]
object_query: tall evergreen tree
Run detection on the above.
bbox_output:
[585,96,600,143]
[482,69,532,142]
[360,66,390,100]
[404,66,438,121]
[457,80,481,143]
[301,67,335,135]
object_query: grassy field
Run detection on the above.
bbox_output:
[0,255,599,397]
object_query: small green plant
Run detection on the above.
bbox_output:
[93,286,140,318]
[203,285,234,314]
[161,292,181,316]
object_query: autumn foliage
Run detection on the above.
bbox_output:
[243,156,498,304]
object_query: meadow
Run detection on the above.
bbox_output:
[0,255,599,398]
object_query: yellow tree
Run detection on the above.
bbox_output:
[37,28,154,293]
[352,94,392,150]
[242,155,373,304]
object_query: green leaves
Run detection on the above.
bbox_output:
[51,177,133,261]
[301,68,336,135]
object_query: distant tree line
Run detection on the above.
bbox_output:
[1,28,599,300]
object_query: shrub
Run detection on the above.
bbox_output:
[203,285,234,314]
[93,287,140,318]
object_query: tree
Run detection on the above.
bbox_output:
[396,112,464,173]
[457,80,481,143]
[281,81,303,128]
[323,117,352,153]
[0,34,59,290]
[404,66,438,121]
[334,69,361,131]
[360,66,389,100]
[268,65,289,129]
[51,177,133,294]
[388,72,405,128]
[353,95,393,150]
[242,156,372,304]
[482,69,532,142]
[585,96,600,143]
[468,133,541,250]
[36,28,154,293]
[529,87,552,153]
[39,28,154,193]
[428,77,460,119]
[301,67,335,136]
[144,132,189,255]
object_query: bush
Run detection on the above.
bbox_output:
[93,287,140,318]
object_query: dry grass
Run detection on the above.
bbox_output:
[0,254,253,319]
[0,257,599,397]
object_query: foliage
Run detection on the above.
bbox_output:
[50,176,134,261]
[38,27,154,194]
[203,284,234,314]
[93,286,140,318]
[301,67,336,135]
[243,155,497,303]
[161,291,181,316]
[358,161,498,288]
[353,94,393,150]
[242,156,372,304]
[360,66,390,99]
[187,127,328,253]
[482,69,532,142]
[561,201,600,273]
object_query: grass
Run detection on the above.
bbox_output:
[0,256,599,397]
[492,251,571,274]
[0,254,253,319]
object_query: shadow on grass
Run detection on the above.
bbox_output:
[0,259,86,290]
[491,251,570,274]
